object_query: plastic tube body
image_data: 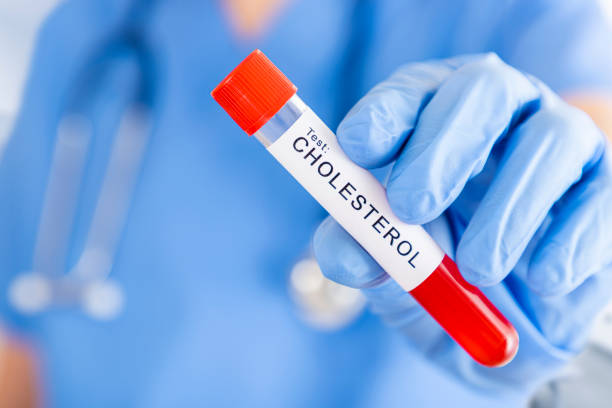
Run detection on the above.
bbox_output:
[254,95,518,367]
[254,95,307,146]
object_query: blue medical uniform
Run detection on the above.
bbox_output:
[1,0,611,406]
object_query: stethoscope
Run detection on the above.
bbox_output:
[8,34,155,321]
[7,11,367,329]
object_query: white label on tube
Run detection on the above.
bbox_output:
[268,108,444,292]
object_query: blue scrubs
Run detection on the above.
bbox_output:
[1,0,611,406]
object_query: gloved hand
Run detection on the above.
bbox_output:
[313,53,612,399]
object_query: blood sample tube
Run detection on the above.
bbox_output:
[212,50,519,367]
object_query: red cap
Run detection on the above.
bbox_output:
[211,49,297,135]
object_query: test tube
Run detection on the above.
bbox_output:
[212,50,519,367]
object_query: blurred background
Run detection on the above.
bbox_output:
[1,1,612,407]
[0,1,58,151]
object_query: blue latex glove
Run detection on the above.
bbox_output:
[313,54,612,399]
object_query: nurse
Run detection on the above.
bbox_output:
[1,0,612,407]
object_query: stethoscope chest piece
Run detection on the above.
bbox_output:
[289,257,366,331]
[8,272,124,320]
